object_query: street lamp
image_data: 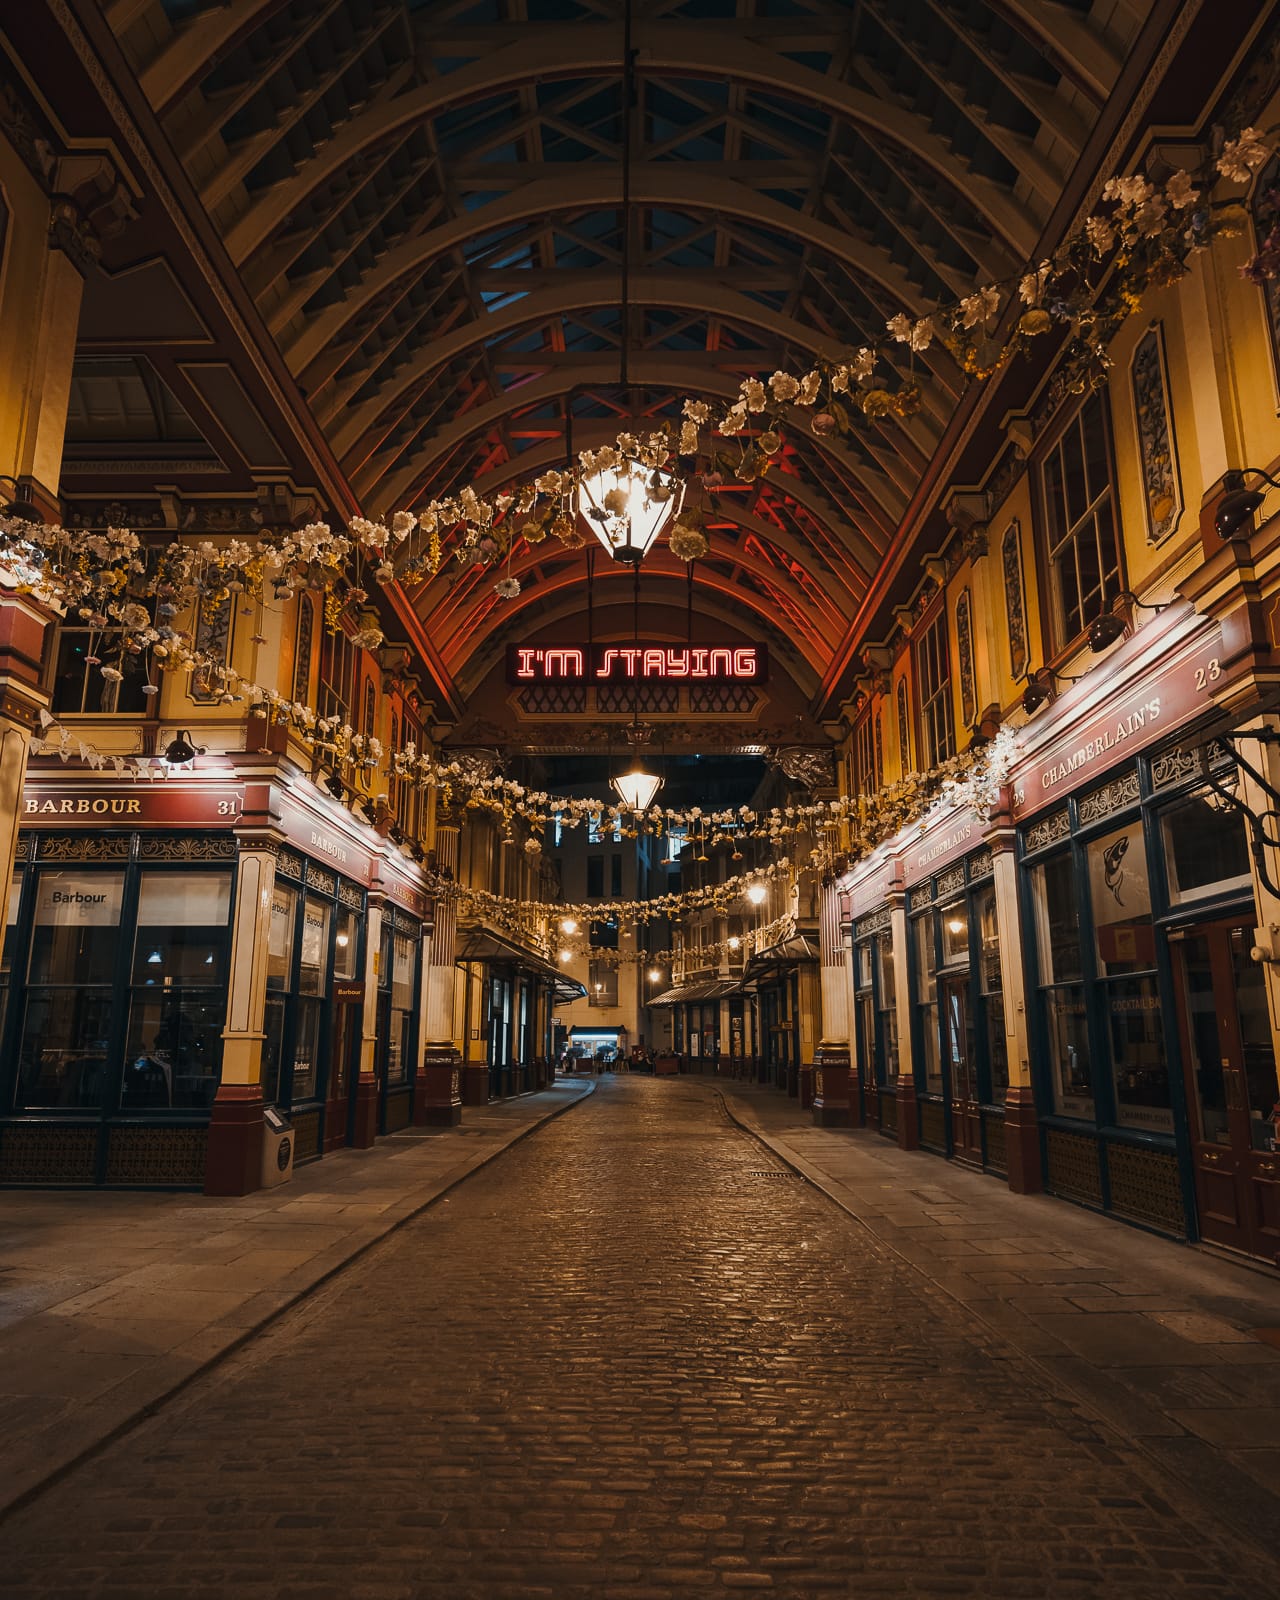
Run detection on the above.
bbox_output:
[746,882,767,906]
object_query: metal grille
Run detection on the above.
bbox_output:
[689,682,759,715]
[0,1125,98,1184]
[105,1126,206,1187]
[291,1109,322,1164]
[1107,1142,1186,1236]
[518,683,587,716]
[596,681,679,715]
[1045,1128,1103,1205]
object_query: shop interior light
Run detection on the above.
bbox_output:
[1215,467,1280,539]
[147,949,162,964]
[728,935,741,951]
[336,932,349,948]
[559,948,573,963]
[648,967,662,982]
[560,916,578,935]
[746,882,767,906]
[947,917,965,936]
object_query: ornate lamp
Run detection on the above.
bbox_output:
[612,763,663,812]
[579,460,685,565]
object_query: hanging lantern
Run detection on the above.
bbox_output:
[611,764,663,813]
[578,459,685,564]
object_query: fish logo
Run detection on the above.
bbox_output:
[1103,835,1129,904]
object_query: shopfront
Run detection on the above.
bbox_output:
[1011,615,1280,1252]
[1,772,429,1189]
[376,902,422,1133]
[1019,739,1272,1244]
[262,850,369,1163]
[0,822,239,1185]
[905,843,1010,1173]
[850,906,897,1135]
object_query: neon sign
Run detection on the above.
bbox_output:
[507,645,767,682]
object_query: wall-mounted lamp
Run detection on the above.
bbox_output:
[163,730,203,768]
[1087,590,1167,654]
[1215,468,1280,539]
[1021,666,1084,715]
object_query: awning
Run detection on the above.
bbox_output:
[744,934,821,978]
[552,975,588,1004]
[647,976,744,1007]
[455,926,561,981]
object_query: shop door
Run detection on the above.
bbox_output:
[941,974,981,1163]
[1174,921,1280,1261]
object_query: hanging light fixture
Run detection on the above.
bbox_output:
[574,0,682,568]
[579,462,685,565]
[612,762,663,812]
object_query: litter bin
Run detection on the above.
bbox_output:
[260,1106,295,1189]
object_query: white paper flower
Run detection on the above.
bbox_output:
[494,576,521,599]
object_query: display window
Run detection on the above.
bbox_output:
[5,856,234,1117]
[1023,749,1255,1141]
[378,910,421,1099]
[260,869,365,1113]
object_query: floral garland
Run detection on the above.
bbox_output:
[32,656,1017,859]
[1,126,1275,671]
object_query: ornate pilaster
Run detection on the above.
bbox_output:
[812,876,853,1127]
[416,823,463,1124]
[888,886,919,1150]
[207,844,276,1195]
[986,791,1041,1194]
[352,897,382,1147]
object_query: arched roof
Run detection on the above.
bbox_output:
[113,0,1147,692]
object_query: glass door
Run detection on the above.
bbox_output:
[941,972,981,1162]
[1174,920,1280,1260]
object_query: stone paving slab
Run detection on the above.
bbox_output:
[2,1075,1277,1600]
[718,1079,1280,1556]
[0,1080,592,1518]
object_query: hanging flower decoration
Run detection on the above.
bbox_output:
[0,122,1275,670]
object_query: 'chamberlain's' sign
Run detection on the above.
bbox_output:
[506,644,767,682]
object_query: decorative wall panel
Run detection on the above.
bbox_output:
[1130,323,1182,545]
[983,1111,1007,1174]
[879,1089,898,1137]
[1001,521,1028,681]
[384,1088,413,1134]
[920,1097,947,1150]
[955,588,977,728]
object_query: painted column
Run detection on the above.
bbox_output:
[352,896,382,1147]
[207,844,276,1194]
[0,592,52,881]
[986,791,1041,1193]
[812,876,853,1127]
[889,885,919,1149]
[1231,722,1280,1112]
[416,824,463,1124]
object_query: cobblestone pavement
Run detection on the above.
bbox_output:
[4,1078,1277,1599]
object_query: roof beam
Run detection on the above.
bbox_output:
[223,20,1040,266]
